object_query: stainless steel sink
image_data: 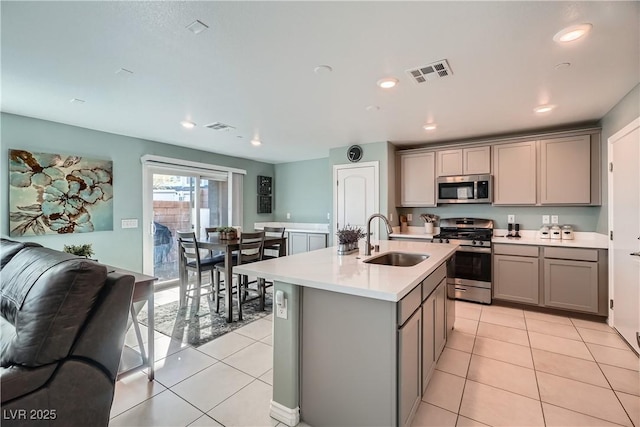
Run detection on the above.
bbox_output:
[363,252,429,267]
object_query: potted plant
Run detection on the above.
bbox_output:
[336,225,365,255]
[63,243,95,258]
[217,226,238,240]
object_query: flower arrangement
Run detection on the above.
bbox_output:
[336,225,365,254]
[63,243,94,258]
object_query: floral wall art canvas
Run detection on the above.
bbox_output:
[9,149,113,236]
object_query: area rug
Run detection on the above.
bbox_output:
[138,293,272,347]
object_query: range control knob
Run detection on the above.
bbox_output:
[472,240,476,245]
[439,238,444,243]
[445,239,450,244]
[477,241,484,246]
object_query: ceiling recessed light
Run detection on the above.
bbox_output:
[423,124,437,131]
[533,104,556,114]
[553,23,592,43]
[69,98,85,104]
[180,120,196,129]
[115,68,134,78]
[365,105,380,112]
[251,139,262,146]
[186,20,209,35]
[377,77,399,89]
[314,65,333,75]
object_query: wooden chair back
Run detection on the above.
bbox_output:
[238,231,265,264]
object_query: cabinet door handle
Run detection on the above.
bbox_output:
[455,287,468,292]
[637,332,640,348]
[630,252,640,257]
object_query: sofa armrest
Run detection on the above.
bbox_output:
[0,364,57,403]
[71,272,135,380]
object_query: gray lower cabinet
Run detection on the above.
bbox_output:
[434,283,446,356]
[421,294,435,395]
[288,232,328,254]
[544,258,599,313]
[398,309,422,427]
[493,244,540,305]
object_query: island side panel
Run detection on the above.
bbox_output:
[300,286,397,427]
[272,281,301,424]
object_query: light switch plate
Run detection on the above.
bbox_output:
[121,219,138,229]
[286,213,291,219]
[542,215,550,224]
[507,215,515,224]
[551,215,559,224]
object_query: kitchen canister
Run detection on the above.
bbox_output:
[550,225,562,240]
[561,225,574,240]
[539,225,550,239]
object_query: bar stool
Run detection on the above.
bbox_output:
[262,226,286,260]
[214,231,265,320]
[176,231,223,313]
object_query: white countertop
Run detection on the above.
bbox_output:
[234,240,457,302]
[492,230,608,249]
[390,226,608,249]
[254,222,330,234]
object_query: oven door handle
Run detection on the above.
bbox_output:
[456,246,491,254]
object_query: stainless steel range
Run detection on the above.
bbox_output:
[431,218,493,304]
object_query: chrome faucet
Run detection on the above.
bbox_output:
[365,213,394,255]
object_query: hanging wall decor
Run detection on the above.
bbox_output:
[8,149,114,236]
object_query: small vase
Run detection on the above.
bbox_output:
[424,223,434,234]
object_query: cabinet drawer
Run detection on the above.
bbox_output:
[544,247,598,262]
[493,244,539,257]
[398,285,422,326]
[422,263,446,301]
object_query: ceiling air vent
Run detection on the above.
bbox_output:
[406,59,453,84]
[205,122,235,131]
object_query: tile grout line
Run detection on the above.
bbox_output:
[523,312,547,427]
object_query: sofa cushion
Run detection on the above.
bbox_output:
[0,246,107,368]
[0,239,41,270]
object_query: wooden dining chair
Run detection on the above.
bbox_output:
[262,226,286,260]
[213,231,265,320]
[176,231,223,313]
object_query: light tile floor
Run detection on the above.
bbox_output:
[111,290,639,427]
[416,301,640,427]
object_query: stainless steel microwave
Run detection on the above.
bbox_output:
[437,174,492,204]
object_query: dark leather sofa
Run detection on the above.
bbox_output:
[0,238,135,427]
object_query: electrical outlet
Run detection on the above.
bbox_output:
[542,215,550,224]
[407,213,413,221]
[276,305,287,319]
[551,215,559,224]
[327,212,330,220]
[286,213,291,219]
[507,215,515,224]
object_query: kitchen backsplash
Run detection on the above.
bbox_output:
[397,205,601,231]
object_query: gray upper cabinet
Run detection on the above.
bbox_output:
[492,141,537,205]
[540,135,591,205]
[399,151,436,207]
[436,146,490,176]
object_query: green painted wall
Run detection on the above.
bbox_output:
[1,112,274,271]
[597,83,640,233]
[273,158,331,223]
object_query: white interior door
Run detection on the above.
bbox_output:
[609,117,640,353]
[334,162,379,245]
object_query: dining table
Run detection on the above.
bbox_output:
[197,232,287,322]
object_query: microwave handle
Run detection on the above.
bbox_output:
[473,181,478,200]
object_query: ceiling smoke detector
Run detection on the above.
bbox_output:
[406,59,453,84]
[205,122,236,131]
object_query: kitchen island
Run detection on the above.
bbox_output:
[235,240,457,427]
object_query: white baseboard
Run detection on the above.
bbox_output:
[270,400,300,426]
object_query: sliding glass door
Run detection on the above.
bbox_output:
[143,166,232,286]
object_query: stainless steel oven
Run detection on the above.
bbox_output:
[447,246,492,304]
[431,218,493,304]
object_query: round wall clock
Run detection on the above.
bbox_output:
[347,145,363,163]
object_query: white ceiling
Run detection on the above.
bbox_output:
[1,1,638,164]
